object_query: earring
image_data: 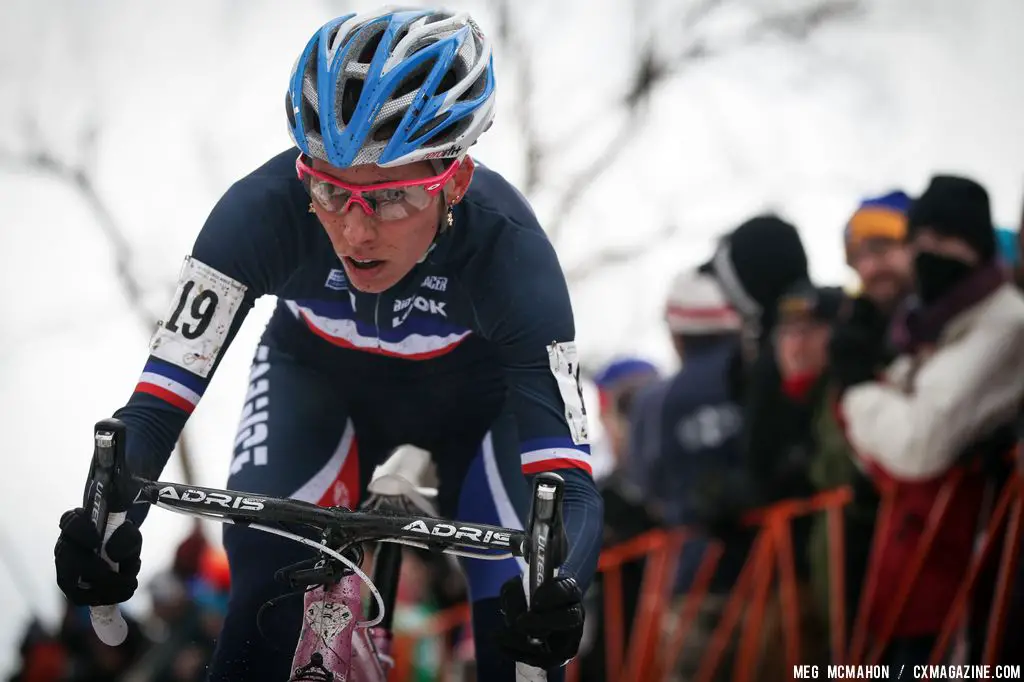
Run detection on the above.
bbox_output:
[308,202,316,214]
[446,206,455,228]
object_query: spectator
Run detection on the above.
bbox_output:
[700,215,844,678]
[7,619,66,682]
[832,175,1024,669]
[591,357,663,544]
[629,266,744,582]
[844,191,915,315]
[122,537,228,682]
[808,191,913,644]
[393,549,445,682]
[761,281,847,669]
[698,214,811,512]
[59,601,148,681]
[593,358,661,473]
[626,265,749,682]
[769,282,846,492]
[576,357,661,682]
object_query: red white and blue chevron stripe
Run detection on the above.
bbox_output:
[285,298,472,360]
[520,437,592,475]
[134,358,207,414]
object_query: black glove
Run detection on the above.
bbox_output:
[496,575,584,669]
[829,297,890,392]
[54,508,142,607]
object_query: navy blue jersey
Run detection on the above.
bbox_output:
[114,148,601,585]
[627,340,748,592]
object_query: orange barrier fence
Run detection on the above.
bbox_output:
[391,470,1024,681]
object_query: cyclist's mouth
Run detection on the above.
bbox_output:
[345,256,385,271]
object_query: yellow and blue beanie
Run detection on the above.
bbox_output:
[844,190,911,263]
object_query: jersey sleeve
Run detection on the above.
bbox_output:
[114,171,308,483]
[473,224,593,475]
[472,220,603,589]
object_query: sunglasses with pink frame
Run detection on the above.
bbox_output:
[295,154,461,221]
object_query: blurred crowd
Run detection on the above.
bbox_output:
[10,173,1024,681]
[10,524,230,682]
[579,174,1024,680]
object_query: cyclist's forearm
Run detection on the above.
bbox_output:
[548,467,603,593]
[113,392,190,482]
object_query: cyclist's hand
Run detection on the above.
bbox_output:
[496,575,584,669]
[54,508,142,607]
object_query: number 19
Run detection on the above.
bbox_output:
[166,281,219,340]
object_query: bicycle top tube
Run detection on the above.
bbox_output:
[132,476,530,557]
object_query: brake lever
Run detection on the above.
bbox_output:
[527,472,567,594]
[84,419,136,646]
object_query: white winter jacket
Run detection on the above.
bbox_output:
[841,282,1024,480]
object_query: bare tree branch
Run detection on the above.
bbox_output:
[0,126,198,486]
[490,0,544,195]
[540,0,863,245]
[565,222,676,285]
[752,0,863,41]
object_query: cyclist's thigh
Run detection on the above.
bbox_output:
[437,412,566,681]
[208,342,359,682]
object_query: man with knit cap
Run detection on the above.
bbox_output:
[831,174,1024,669]
[845,191,914,314]
[627,265,748,682]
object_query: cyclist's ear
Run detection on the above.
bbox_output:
[447,156,475,204]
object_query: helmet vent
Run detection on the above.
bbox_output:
[393,61,434,99]
[358,27,385,63]
[340,79,363,126]
[409,111,452,143]
[459,70,488,102]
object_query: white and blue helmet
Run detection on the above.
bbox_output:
[286,8,496,168]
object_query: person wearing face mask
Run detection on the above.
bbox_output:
[830,175,1024,669]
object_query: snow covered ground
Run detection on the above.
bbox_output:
[1,0,1022,673]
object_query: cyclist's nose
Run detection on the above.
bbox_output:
[339,204,377,246]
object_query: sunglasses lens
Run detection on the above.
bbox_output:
[303,174,352,212]
[365,186,435,221]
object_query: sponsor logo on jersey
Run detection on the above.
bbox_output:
[393,295,447,316]
[421,275,448,292]
[392,294,448,328]
[325,269,348,291]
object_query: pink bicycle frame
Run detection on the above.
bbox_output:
[291,572,391,681]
